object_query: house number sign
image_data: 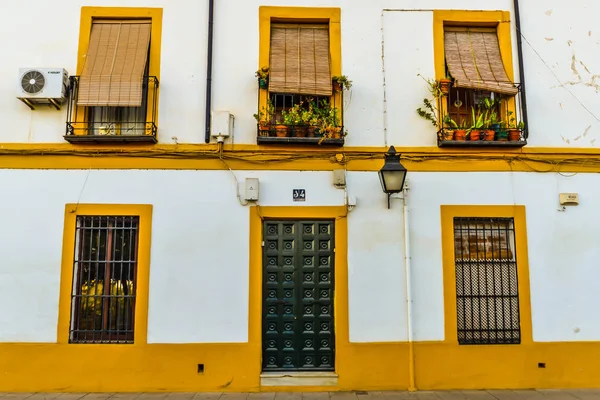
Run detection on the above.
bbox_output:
[293,189,306,202]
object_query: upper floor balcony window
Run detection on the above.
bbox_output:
[420,19,527,147]
[255,15,346,146]
[65,19,159,143]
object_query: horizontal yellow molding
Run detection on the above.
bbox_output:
[1,341,600,391]
[1,143,600,172]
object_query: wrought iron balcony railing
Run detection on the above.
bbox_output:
[255,89,345,146]
[436,82,527,148]
[64,76,159,143]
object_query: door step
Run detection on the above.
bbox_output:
[260,371,338,387]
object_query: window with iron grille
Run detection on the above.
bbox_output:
[69,216,139,344]
[453,217,521,345]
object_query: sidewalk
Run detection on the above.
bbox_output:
[2,391,600,400]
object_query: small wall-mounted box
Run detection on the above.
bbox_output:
[245,177,259,201]
[332,169,346,188]
[559,193,579,206]
[211,111,234,138]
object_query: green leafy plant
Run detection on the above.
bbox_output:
[416,74,445,129]
[253,99,274,126]
[507,110,525,129]
[443,114,459,129]
[468,107,484,132]
[255,66,269,80]
[332,75,353,90]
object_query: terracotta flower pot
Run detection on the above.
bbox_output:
[470,130,481,141]
[483,129,495,141]
[332,81,342,92]
[508,129,521,141]
[329,127,342,139]
[258,124,270,137]
[454,129,467,141]
[274,125,288,137]
[307,126,316,137]
[294,126,308,138]
[439,79,451,95]
[443,130,454,141]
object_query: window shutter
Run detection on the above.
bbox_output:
[444,27,518,96]
[78,20,151,107]
[269,24,332,96]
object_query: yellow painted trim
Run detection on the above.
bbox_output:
[2,144,600,173]
[75,7,163,135]
[433,10,516,122]
[249,206,348,374]
[440,205,532,345]
[57,204,153,344]
[258,7,343,125]
[433,10,513,81]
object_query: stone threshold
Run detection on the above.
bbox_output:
[260,371,339,387]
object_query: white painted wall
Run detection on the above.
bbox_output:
[1,169,599,343]
[2,0,599,147]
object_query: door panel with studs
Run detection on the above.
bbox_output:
[262,220,335,371]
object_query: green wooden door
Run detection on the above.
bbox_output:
[262,220,335,371]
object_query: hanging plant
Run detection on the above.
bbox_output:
[332,75,353,91]
[255,66,269,89]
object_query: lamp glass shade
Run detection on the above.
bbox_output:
[379,169,407,193]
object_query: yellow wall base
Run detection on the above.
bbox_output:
[1,341,600,392]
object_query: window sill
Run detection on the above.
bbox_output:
[257,136,344,146]
[63,135,158,144]
[438,139,527,148]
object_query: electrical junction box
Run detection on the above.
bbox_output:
[245,177,259,201]
[559,193,579,206]
[332,169,346,188]
[211,111,234,138]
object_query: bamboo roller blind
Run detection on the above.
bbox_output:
[78,20,151,107]
[444,27,518,96]
[269,24,332,96]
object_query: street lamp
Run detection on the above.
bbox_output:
[378,145,407,209]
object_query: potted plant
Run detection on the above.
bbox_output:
[253,100,274,136]
[454,119,467,141]
[439,75,452,95]
[468,107,484,141]
[332,75,352,91]
[323,107,342,139]
[255,66,269,89]
[417,74,451,140]
[481,98,497,141]
[441,115,456,141]
[282,105,302,137]
[507,111,523,141]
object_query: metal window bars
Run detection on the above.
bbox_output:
[69,216,140,344]
[453,217,521,345]
[65,76,159,143]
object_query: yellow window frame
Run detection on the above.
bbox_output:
[57,204,153,344]
[258,6,342,128]
[433,10,517,126]
[440,205,533,345]
[72,7,163,136]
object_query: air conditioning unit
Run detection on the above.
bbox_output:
[17,68,69,110]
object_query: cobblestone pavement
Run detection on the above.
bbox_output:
[1,391,600,400]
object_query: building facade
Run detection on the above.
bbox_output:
[1,0,600,392]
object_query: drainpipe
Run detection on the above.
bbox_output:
[402,183,416,391]
[204,0,215,143]
[513,0,529,139]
